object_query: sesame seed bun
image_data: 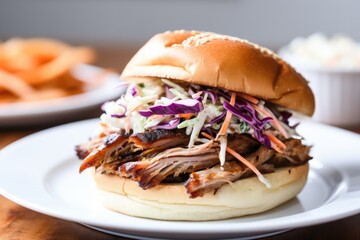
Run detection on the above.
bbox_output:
[121,30,315,116]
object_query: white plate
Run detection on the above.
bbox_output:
[0,64,124,126]
[0,119,360,239]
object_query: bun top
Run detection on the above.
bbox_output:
[121,30,315,116]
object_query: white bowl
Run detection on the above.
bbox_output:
[279,48,360,127]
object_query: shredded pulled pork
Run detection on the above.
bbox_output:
[78,133,129,173]
[185,146,274,198]
[119,140,219,189]
[76,129,312,198]
[128,129,189,150]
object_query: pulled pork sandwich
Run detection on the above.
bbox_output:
[76,30,315,221]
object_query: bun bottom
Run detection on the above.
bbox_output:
[93,163,309,221]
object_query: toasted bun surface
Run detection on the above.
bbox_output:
[93,163,308,221]
[121,30,315,116]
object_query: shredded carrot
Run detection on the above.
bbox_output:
[230,92,236,105]
[202,131,266,182]
[264,131,286,154]
[271,143,284,154]
[178,113,194,120]
[217,92,236,137]
[226,146,266,178]
[237,93,259,104]
[252,104,289,139]
[201,132,215,141]
[264,131,286,150]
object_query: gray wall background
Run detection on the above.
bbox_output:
[0,0,359,49]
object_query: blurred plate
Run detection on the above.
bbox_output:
[0,119,360,239]
[0,64,124,127]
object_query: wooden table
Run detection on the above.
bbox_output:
[1,47,360,239]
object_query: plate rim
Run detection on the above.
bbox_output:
[0,64,123,120]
